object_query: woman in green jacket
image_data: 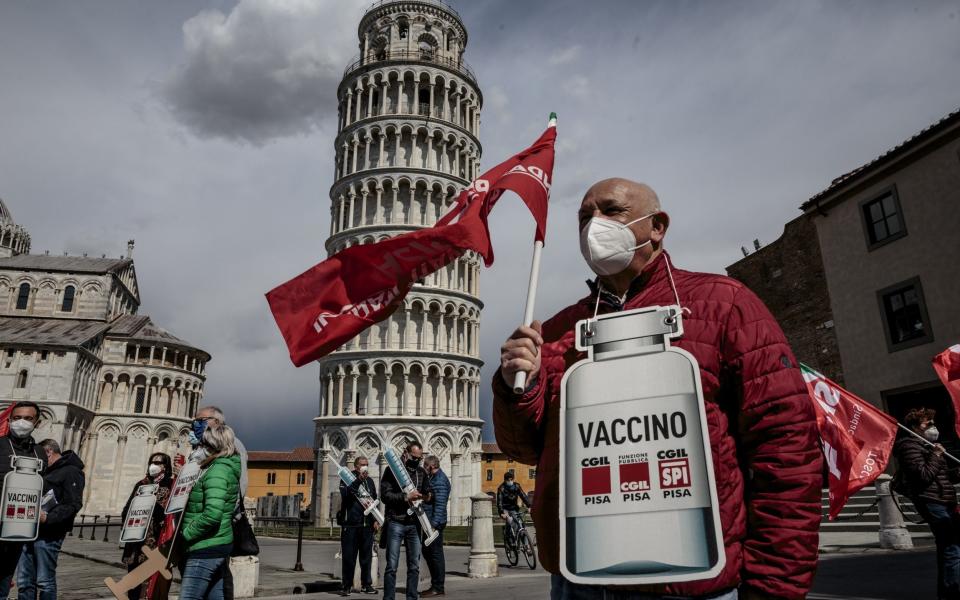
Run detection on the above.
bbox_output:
[178,423,241,600]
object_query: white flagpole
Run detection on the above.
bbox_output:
[897,423,960,465]
[513,112,557,394]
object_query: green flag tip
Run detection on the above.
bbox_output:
[549,112,558,121]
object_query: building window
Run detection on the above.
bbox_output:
[398,22,408,39]
[486,469,493,481]
[267,472,277,485]
[529,468,536,479]
[861,187,906,249]
[296,472,306,485]
[16,283,30,310]
[61,285,76,312]
[485,454,492,463]
[134,387,146,413]
[15,370,28,388]
[878,277,933,351]
[39,351,48,363]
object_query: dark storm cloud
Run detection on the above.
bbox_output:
[160,0,365,145]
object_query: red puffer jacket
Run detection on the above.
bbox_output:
[493,252,822,599]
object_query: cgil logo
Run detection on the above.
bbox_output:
[581,456,611,497]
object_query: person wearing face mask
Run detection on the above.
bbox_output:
[16,439,84,600]
[120,452,174,600]
[338,456,379,596]
[494,178,823,600]
[895,407,960,599]
[379,441,433,600]
[0,401,48,598]
[496,472,531,552]
[420,455,451,597]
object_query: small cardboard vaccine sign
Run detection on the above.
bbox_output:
[120,484,159,544]
[164,461,202,515]
[1,455,44,542]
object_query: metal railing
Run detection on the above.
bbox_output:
[343,50,478,87]
[71,514,123,542]
[362,0,463,23]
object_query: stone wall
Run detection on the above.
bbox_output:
[726,215,844,382]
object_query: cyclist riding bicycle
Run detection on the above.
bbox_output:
[496,471,531,546]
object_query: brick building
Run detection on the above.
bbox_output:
[728,108,960,430]
[726,215,843,382]
[246,446,314,507]
[480,442,536,498]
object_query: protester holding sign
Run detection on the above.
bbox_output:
[178,423,241,600]
[121,452,174,600]
[0,401,48,598]
[895,407,960,600]
[494,179,822,599]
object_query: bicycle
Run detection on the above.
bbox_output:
[503,509,537,569]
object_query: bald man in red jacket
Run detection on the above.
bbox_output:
[494,178,822,600]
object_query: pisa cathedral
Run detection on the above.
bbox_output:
[312,0,484,525]
[0,199,209,515]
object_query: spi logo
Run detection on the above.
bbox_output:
[581,456,611,497]
[659,456,691,490]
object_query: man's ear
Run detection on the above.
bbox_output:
[651,212,670,245]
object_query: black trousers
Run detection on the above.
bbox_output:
[421,524,445,592]
[341,525,375,590]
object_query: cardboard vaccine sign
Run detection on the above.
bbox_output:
[120,484,159,544]
[559,305,725,585]
[1,455,44,541]
[165,461,202,515]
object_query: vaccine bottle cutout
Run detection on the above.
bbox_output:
[1,455,44,542]
[120,484,159,544]
[559,305,725,585]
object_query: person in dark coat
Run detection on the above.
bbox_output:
[338,455,378,596]
[380,441,433,600]
[420,456,450,597]
[0,401,48,598]
[495,471,531,548]
[120,452,174,600]
[17,438,85,600]
[895,407,960,599]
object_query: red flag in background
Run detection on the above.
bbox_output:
[0,403,15,437]
[933,344,960,438]
[267,126,556,367]
[801,364,899,520]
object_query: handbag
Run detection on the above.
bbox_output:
[231,510,260,557]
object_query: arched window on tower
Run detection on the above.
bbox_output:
[61,285,76,313]
[398,21,408,40]
[134,386,146,413]
[15,369,28,388]
[16,283,30,310]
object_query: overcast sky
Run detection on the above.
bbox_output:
[1,0,958,450]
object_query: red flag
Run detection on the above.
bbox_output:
[267,126,556,367]
[934,344,960,438]
[0,403,14,437]
[801,364,898,520]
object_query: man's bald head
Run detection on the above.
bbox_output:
[578,177,669,289]
[584,178,660,215]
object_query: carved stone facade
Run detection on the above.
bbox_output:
[314,0,484,526]
[0,198,210,515]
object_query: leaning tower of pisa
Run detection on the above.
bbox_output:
[312,0,484,526]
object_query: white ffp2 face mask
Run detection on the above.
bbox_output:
[579,213,658,276]
[148,464,163,477]
[9,419,35,439]
[924,426,940,442]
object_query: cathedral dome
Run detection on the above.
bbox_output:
[0,197,31,257]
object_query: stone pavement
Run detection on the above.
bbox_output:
[7,529,934,600]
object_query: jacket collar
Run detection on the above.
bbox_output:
[585,251,674,311]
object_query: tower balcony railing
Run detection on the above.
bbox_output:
[362,0,464,27]
[343,49,479,88]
